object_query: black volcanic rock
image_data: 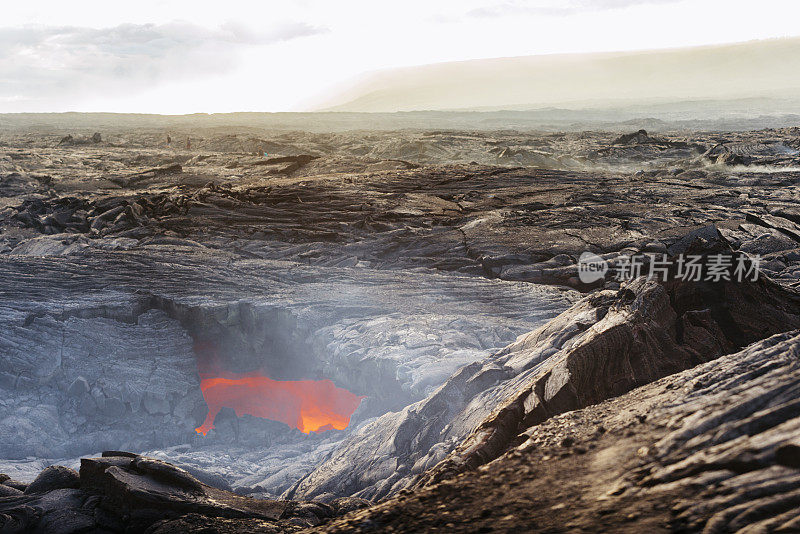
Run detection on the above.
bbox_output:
[1,479,28,492]
[313,330,800,533]
[1,124,800,534]
[612,129,652,145]
[0,484,23,497]
[0,453,353,533]
[0,173,47,197]
[288,227,800,502]
[24,465,80,494]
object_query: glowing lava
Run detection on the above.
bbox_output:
[195,374,364,435]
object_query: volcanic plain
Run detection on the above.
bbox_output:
[1,119,800,533]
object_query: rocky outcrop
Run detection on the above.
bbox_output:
[702,141,800,166]
[288,228,800,502]
[416,231,800,489]
[0,485,23,498]
[1,124,800,532]
[0,451,353,533]
[108,163,183,188]
[627,331,800,532]
[612,129,655,145]
[0,230,570,486]
[309,330,800,533]
[24,466,79,494]
[56,133,104,147]
[251,155,319,175]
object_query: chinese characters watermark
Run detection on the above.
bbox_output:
[577,253,761,285]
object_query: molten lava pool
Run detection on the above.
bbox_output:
[195,374,364,435]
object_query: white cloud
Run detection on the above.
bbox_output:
[0,21,325,110]
[1,0,799,112]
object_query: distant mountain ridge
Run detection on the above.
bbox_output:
[3,102,800,134]
[314,38,800,112]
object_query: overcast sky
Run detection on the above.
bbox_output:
[2,0,799,113]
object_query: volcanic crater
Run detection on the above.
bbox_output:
[1,119,800,533]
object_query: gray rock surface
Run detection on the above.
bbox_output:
[287,231,800,502]
[0,123,799,532]
[312,329,800,533]
[0,237,571,488]
[0,452,342,533]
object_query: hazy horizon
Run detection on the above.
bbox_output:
[2,0,800,114]
[315,37,800,112]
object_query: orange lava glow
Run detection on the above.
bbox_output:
[195,374,364,436]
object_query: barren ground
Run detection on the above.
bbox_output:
[1,123,799,533]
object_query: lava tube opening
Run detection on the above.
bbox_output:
[195,373,364,435]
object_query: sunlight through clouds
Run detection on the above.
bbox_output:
[1,0,799,112]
